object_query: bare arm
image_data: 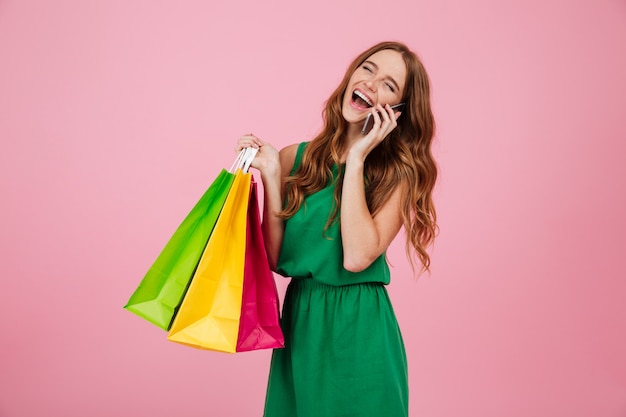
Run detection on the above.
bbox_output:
[340,104,405,272]
[340,160,405,272]
[237,136,297,270]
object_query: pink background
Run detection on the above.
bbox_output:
[1,0,625,416]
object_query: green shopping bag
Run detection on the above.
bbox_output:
[124,149,257,330]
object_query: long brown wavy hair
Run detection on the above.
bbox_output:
[280,41,438,273]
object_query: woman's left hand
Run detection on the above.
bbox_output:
[348,103,401,163]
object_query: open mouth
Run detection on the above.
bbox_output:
[351,90,374,109]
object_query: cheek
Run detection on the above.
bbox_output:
[347,75,361,88]
[380,90,400,104]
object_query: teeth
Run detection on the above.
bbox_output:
[354,90,373,107]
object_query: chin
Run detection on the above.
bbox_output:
[341,104,361,124]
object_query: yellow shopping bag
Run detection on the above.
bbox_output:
[167,167,252,353]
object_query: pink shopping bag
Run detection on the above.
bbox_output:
[236,180,285,352]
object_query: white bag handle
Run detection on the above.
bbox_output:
[229,147,259,173]
[242,147,258,173]
[229,149,246,172]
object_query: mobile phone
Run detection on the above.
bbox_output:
[361,103,406,134]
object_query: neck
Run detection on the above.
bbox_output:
[339,123,363,162]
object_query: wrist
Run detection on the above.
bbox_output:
[258,161,281,182]
[345,151,365,170]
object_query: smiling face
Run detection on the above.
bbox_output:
[341,49,407,125]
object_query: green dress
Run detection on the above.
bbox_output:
[263,142,408,417]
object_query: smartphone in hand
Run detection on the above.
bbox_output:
[361,103,406,134]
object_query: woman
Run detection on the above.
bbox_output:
[237,41,437,417]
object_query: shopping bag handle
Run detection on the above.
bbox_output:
[230,147,259,173]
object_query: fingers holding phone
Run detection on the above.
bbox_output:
[346,103,404,163]
[361,102,405,135]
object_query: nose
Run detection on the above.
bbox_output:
[364,78,377,92]
[364,77,385,92]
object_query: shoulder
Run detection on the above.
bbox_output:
[279,143,300,163]
[279,143,301,178]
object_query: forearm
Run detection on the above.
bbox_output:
[236,135,289,271]
[340,158,383,272]
[259,164,285,271]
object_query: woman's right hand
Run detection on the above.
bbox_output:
[236,134,286,270]
[236,134,280,178]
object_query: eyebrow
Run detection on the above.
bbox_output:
[363,60,401,92]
